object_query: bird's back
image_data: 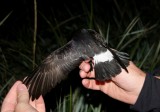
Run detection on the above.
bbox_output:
[72,29,107,58]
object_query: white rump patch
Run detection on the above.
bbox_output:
[93,50,113,63]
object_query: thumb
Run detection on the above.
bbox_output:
[15,84,37,112]
[17,84,29,103]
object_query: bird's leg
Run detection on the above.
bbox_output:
[89,60,94,72]
[87,61,96,80]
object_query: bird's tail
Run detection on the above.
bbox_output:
[94,49,130,81]
[113,49,130,66]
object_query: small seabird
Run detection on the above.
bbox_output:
[23,29,130,100]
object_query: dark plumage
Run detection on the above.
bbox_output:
[23,29,130,100]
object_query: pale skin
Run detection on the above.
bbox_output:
[1,81,45,112]
[79,61,146,105]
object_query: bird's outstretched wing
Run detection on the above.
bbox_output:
[23,41,84,101]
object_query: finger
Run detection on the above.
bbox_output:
[79,70,88,78]
[15,84,38,112]
[17,84,29,103]
[1,81,22,112]
[82,79,100,90]
[79,70,95,78]
[29,99,36,108]
[35,96,46,112]
[79,61,91,72]
[29,96,45,112]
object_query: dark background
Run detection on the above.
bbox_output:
[0,0,160,112]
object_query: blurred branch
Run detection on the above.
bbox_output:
[33,0,37,69]
[0,11,12,26]
[0,76,15,97]
[139,44,155,68]
[89,0,93,28]
[116,16,140,49]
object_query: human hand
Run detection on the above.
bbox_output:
[1,81,45,112]
[79,61,146,104]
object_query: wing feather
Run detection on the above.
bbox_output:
[23,41,83,100]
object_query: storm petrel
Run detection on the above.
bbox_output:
[23,29,130,100]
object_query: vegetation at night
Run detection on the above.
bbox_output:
[0,0,160,111]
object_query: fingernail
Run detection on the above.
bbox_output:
[80,64,84,70]
[17,84,26,91]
